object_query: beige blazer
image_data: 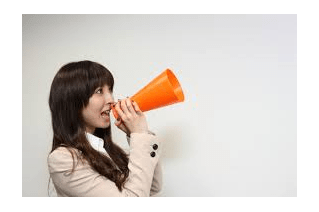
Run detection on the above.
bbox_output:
[48,133,162,197]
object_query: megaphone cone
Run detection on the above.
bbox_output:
[111,69,184,119]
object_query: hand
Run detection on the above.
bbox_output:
[114,117,130,136]
[114,98,149,134]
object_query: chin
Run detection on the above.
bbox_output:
[102,123,110,128]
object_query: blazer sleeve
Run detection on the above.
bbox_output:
[48,133,161,197]
[126,133,163,197]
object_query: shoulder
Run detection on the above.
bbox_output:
[47,147,83,173]
[48,146,79,161]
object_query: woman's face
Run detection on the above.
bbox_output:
[82,85,114,133]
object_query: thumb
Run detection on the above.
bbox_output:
[114,118,122,127]
[114,118,129,134]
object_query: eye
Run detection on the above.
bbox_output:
[95,88,103,94]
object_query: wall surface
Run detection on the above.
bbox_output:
[22,14,296,197]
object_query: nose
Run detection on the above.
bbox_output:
[105,93,114,105]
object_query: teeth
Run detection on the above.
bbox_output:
[102,110,110,115]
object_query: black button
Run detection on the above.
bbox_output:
[152,144,158,150]
[150,152,156,157]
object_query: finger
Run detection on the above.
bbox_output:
[132,101,142,113]
[114,119,129,134]
[114,112,122,125]
[120,98,130,115]
[125,98,136,115]
[115,101,126,119]
[117,124,126,132]
[114,118,123,126]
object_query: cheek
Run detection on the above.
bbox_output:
[106,94,114,102]
[84,98,103,116]
[82,108,92,122]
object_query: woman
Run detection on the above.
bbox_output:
[47,60,162,197]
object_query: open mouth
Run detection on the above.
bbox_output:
[101,110,110,118]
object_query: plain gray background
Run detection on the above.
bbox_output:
[22,14,296,197]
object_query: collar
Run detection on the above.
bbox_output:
[85,132,107,154]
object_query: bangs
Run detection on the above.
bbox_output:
[87,62,114,95]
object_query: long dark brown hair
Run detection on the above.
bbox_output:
[48,60,129,191]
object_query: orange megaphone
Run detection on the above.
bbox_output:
[111,68,184,119]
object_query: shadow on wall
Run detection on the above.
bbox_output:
[158,123,193,161]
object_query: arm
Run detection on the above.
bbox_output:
[150,159,163,196]
[48,132,161,197]
[126,133,163,196]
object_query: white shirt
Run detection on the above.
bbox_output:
[85,132,122,170]
[85,132,108,155]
